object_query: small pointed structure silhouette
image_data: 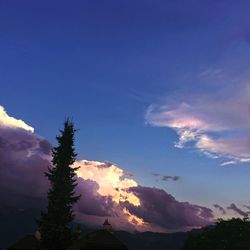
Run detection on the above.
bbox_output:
[103,218,112,232]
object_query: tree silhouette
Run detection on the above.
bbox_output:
[182,217,250,250]
[38,119,80,250]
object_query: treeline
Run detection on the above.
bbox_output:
[182,217,250,250]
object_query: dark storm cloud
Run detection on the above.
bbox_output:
[123,186,214,231]
[227,203,249,217]
[0,126,50,200]
[75,178,114,217]
[213,204,226,215]
[39,139,52,155]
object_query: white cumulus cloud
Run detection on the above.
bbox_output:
[0,105,34,132]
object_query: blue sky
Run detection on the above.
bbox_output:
[2,0,250,217]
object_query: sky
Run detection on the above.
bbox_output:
[1,0,250,233]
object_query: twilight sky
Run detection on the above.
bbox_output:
[1,0,250,232]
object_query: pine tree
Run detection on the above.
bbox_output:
[38,119,80,250]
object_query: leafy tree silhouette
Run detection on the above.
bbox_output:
[182,217,250,250]
[37,119,80,250]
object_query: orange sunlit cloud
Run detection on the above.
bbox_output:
[123,207,144,225]
[75,160,140,206]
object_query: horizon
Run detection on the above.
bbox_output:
[1,1,250,241]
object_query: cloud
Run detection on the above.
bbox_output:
[75,178,114,217]
[124,172,134,177]
[0,106,34,132]
[75,160,140,206]
[152,173,160,177]
[162,175,180,181]
[227,203,249,217]
[213,204,226,215]
[0,127,50,201]
[123,186,214,231]
[145,83,250,164]
[72,160,148,231]
[152,173,181,182]
[220,160,238,166]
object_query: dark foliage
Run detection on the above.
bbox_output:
[37,120,80,250]
[182,218,250,250]
[115,230,188,250]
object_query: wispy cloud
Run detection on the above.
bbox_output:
[152,173,181,182]
[227,203,249,217]
[162,175,180,181]
[146,82,250,165]
[152,173,160,177]
[213,204,226,215]
[220,160,237,166]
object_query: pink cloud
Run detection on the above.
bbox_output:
[146,82,250,164]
